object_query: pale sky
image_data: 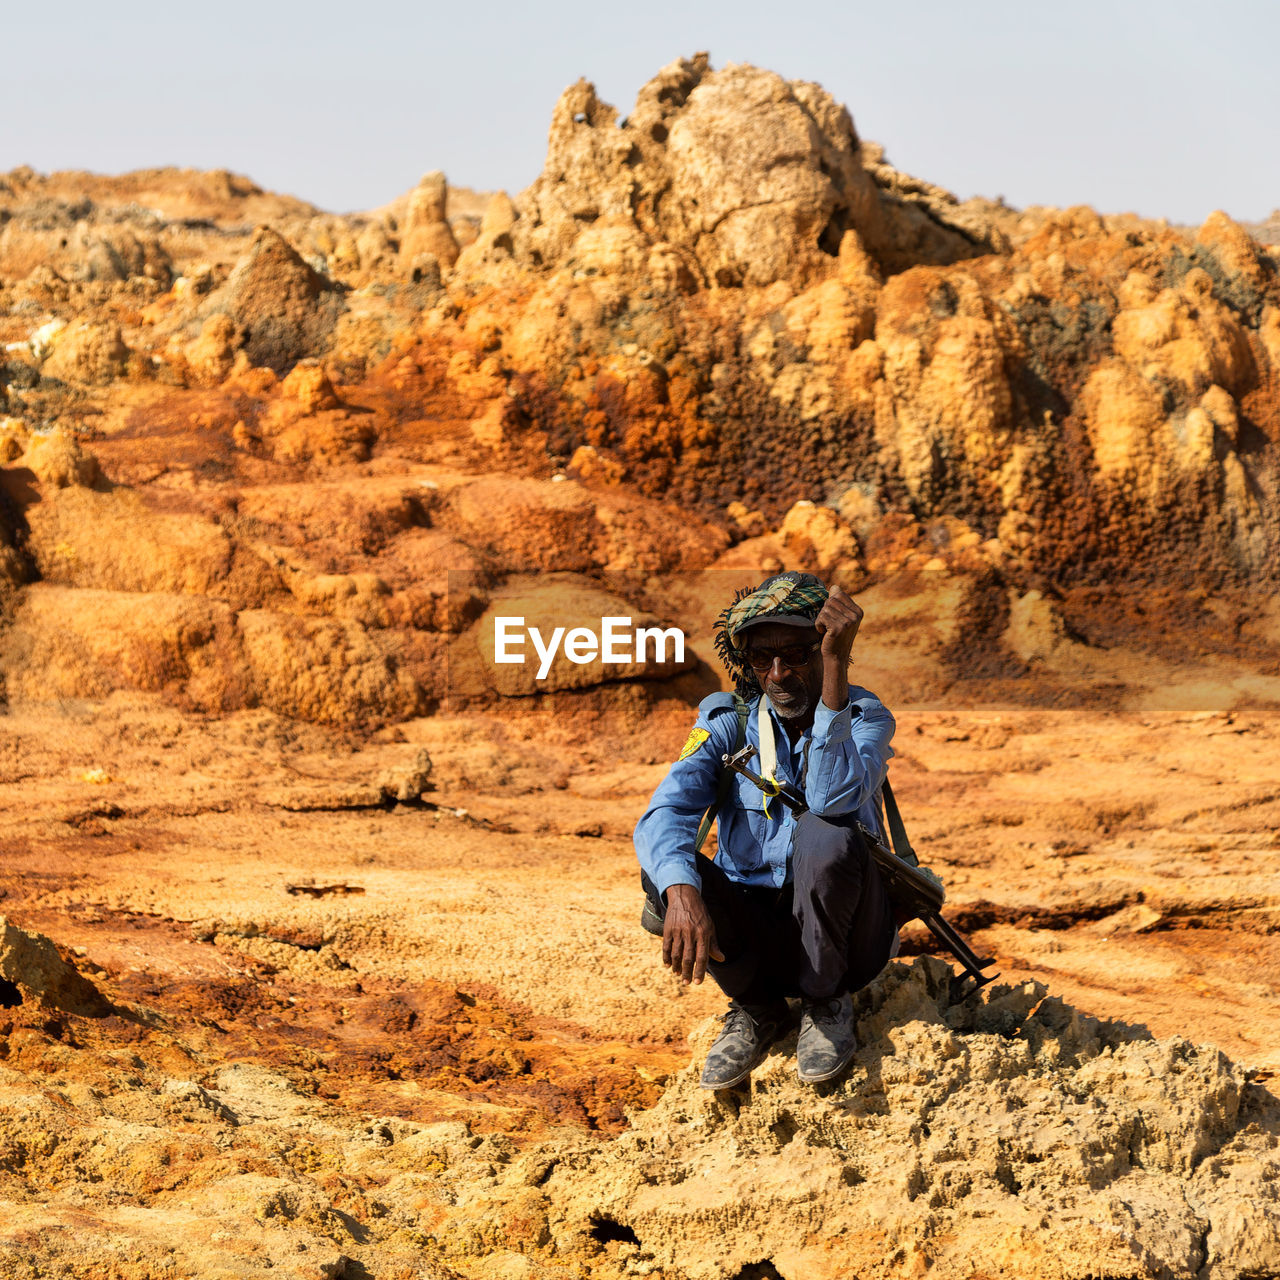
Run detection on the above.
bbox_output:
[3,0,1277,225]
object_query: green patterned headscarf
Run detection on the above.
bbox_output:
[713,571,829,696]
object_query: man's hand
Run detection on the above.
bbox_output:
[814,585,863,710]
[662,884,725,985]
[815,584,863,663]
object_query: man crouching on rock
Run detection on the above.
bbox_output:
[634,571,897,1089]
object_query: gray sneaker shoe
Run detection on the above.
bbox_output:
[699,1001,787,1090]
[797,992,857,1084]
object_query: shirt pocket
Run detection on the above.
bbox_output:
[719,774,775,873]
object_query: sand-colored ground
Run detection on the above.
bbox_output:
[5,693,1278,1078]
[0,691,1277,1277]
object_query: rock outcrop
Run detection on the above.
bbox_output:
[397,170,460,276]
[194,226,346,374]
[527,958,1280,1279]
[0,55,1278,729]
[0,917,110,1015]
[511,55,993,290]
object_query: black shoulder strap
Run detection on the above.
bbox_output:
[694,694,750,856]
[880,776,919,867]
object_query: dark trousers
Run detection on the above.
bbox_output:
[642,812,896,1005]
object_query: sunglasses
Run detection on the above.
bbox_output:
[744,642,821,672]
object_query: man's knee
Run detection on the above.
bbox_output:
[793,812,869,889]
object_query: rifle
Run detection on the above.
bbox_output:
[722,746,998,997]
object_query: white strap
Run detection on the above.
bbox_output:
[757,696,777,781]
[757,697,780,818]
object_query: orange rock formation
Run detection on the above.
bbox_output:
[1,53,1279,1280]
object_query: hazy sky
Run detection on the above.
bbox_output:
[3,0,1276,224]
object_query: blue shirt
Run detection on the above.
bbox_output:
[634,687,896,895]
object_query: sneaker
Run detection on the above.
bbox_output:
[699,1001,787,1090]
[796,992,857,1084]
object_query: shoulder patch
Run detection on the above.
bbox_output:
[678,727,710,760]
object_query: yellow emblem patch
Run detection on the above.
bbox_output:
[678,727,710,761]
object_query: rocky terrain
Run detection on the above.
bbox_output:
[1,54,1278,1280]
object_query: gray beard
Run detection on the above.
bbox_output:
[766,688,811,720]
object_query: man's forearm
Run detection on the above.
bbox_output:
[805,693,895,816]
[815,586,861,711]
[822,659,849,711]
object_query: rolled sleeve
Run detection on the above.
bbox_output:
[633,706,737,896]
[804,688,895,817]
